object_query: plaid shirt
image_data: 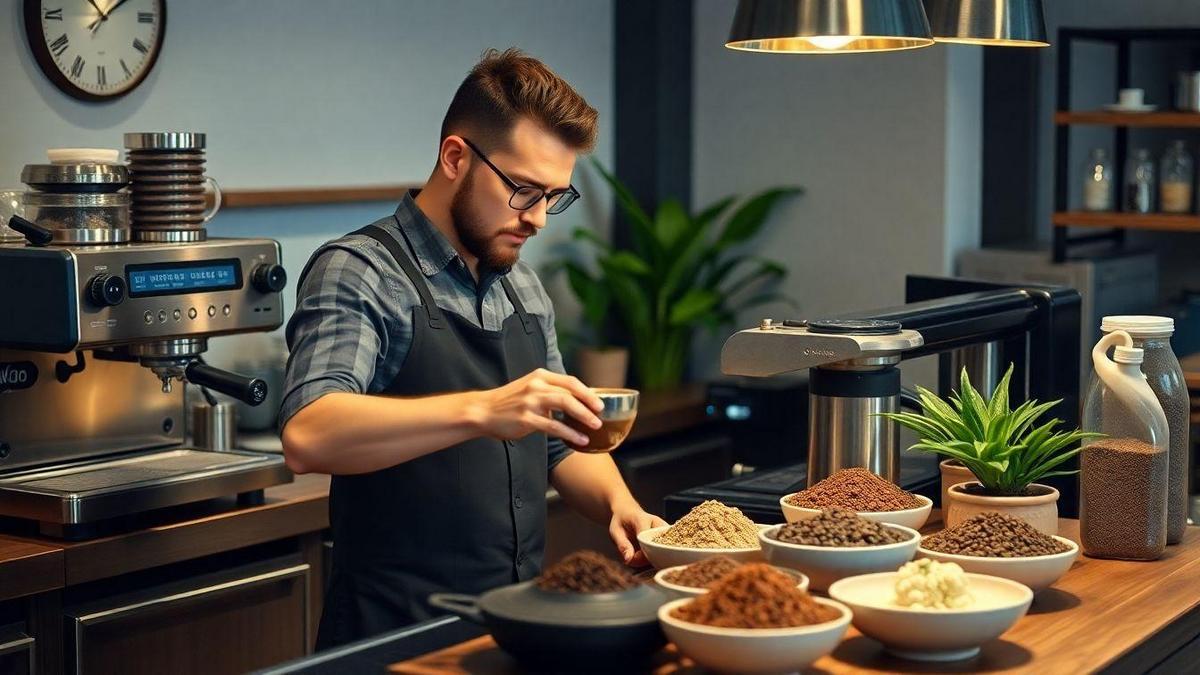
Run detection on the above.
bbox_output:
[280,192,571,469]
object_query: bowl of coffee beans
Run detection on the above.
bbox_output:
[759,508,920,592]
[637,500,767,569]
[653,556,809,600]
[917,512,1078,592]
[659,564,851,674]
[781,468,933,530]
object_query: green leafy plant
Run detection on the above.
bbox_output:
[880,365,1103,496]
[557,160,800,391]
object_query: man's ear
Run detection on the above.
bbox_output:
[438,136,470,182]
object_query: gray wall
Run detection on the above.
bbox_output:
[690,0,982,380]
[1,0,613,364]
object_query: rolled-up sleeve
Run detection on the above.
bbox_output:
[279,246,391,430]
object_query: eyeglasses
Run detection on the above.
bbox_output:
[461,138,580,215]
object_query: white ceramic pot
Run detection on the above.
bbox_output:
[939,460,974,512]
[946,481,1060,535]
[779,494,933,531]
[575,347,629,388]
[918,536,1079,593]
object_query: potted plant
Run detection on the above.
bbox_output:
[554,160,800,392]
[880,365,1102,534]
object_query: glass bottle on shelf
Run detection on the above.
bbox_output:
[1124,148,1155,214]
[1159,140,1193,213]
[1082,148,1114,211]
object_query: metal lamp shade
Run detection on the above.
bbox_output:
[726,0,934,54]
[922,0,1048,47]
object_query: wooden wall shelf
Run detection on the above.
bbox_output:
[1052,211,1200,233]
[1055,111,1200,128]
[221,185,417,208]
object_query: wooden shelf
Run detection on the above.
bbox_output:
[221,184,417,208]
[1052,211,1200,232]
[1055,111,1200,127]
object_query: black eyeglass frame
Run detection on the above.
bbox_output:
[461,137,581,215]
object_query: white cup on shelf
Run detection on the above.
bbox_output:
[1117,88,1146,108]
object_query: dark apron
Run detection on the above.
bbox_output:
[309,218,550,650]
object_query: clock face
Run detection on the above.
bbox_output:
[24,0,166,101]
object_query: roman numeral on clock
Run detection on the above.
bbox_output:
[44,8,63,20]
[70,55,84,78]
[120,59,132,78]
[138,11,154,23]
[132,38,148,54]
[50,34,68,58]
[97,65,107,87]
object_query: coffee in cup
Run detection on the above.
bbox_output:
[565,387,639,453]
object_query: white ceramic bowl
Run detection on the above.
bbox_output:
[916,536,1079,593]
[759,523,920,592]
[779,494,933,530]
[828,571,1033,662]
[653,563,809,600]
[658,596,851,674]
[636,524,767,570]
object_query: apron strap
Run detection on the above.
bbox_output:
[352,221,447,330]
[500,276,535,335]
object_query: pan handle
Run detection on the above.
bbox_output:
[427,593,485,625]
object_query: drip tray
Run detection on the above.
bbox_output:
[0,447,293,526]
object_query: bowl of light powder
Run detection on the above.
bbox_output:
[637,500,767,569]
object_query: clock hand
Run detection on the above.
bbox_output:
[90,0,131,33]
[86,0,108,31]
[86,0,107,18]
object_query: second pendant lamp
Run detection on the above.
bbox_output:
[726,0,934,54]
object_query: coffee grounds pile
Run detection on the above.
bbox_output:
[661,556,743,589]
[670,563,839,628]
[922,512,1071,557]
[535,551,639,593]
[787,468,923,512]
[1081,437,1168,560]
[656,500,760,549]
[770,508,910,547]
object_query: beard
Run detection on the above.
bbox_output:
[450,167,535,273]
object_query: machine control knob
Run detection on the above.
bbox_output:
[88,274,126,307]
[251,263,287,294]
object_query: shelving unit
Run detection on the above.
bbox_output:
[221,184,416,208]
[1053,28,1200,262]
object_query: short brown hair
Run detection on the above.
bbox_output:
[441,48,598,153]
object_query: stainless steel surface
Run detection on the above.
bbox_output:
[21,163,129,188]
[191,402,237,451]
[0,238,284,351]
[808,393,899,484]
[123,132,207,151]
[132,229,207,243]
[727,0,934,53]
[0,350,182,473]
[22,191,131,244]
[922,0,1047,46]
[948,340,1002,394]
[0,448,291,523]
[68,561,310,675]
[721,324,923,377]
[1175,71,1200,112]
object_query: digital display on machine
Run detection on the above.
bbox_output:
[126,259,243,297]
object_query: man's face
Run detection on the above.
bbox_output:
[450,117,577,271]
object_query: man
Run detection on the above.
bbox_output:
[280,48,666,649]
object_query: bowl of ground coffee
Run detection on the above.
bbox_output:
[653,556,809,600]
[658,564,850,674]
[638,500,767,569]
[759,508,920,591]
[782,468,933,529]
[428,551,666,670]
[917,512,1078,592]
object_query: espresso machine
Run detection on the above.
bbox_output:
[0,134,292,538]
[667,276,1083,521]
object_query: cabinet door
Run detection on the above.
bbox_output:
[66,561,309,675]
[0,632,35,675]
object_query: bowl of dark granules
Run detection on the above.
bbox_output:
[659,563,851,674]
[917,512,1079,592]
[653,556,809,600]
[759,508,920,591]
[781,468,933,530]
[427,551,667,670]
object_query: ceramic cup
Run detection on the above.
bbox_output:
[1118,88,1146,108]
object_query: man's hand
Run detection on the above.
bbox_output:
[609,500,668,567]
[469,368,602,446]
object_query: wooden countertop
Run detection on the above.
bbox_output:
[390,519,1200,674]
[0,473,330,588]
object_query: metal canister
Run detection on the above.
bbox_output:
[124,132,222,243]
[1174,71,1200,112]
[19,162,131,244]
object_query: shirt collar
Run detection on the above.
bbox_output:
[393,191,459,278]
